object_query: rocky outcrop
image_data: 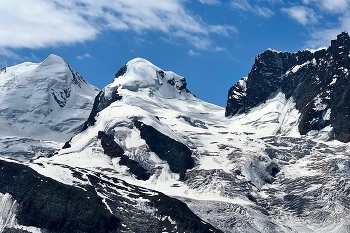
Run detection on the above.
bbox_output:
[134,120,194,180]
[0,160,120,233]
[97,131,150,180]
[226,31,350,142]
[225,48,321,116]
[114,65,127,79]
[97,131,125,158]
[0,159,223,233]
[82,89,122,130]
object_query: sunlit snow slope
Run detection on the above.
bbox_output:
[0,54,99,161]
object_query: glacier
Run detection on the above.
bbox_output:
[1,33,350,232]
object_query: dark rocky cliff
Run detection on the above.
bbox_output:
[0,160,223,233]
[226,31,350,142]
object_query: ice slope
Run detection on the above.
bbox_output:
[0,54,99,161]
[29,57,350,232]
[0,193,41,233]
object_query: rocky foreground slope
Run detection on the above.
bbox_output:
[1,33,350,233]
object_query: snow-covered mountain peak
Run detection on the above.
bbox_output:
[40,54,68,67]
[110,57,193,100]
[0,55,99,145]
[82,57,197,129]
[35,54,88,88]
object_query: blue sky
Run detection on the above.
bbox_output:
[0,0,349,106]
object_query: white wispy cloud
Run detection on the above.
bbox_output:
[214,46,227,52]
[0,0,97,49]
[306,16,350,48]
[0,0,236,51]
[303,0,348,13]
[209,25,238,36]
[0,48,21,61]
[255,6,275,17]
[281,6,318,26]
[321,0,348,12]
[261,0,284,4]
[230,0,275,17]
[284,0,350,48]
[76,53,92,60]
[198,0,221,5]
[231,0,251,11]
[0,48,39,66]
[188,49,201,56]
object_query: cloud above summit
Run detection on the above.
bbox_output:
[276,0,350,48]
[0,0,350,77]
[1,0,350,108]
[281,6,318,26]
[0,0,97,49]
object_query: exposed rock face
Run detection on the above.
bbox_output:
[97,131,150,180]
[0,160,222,233]
[97,131,125,158]
[82,89,122,130]
[0,160,120,233]
[82,61,135,132]
[134,120,194,180]
[114,65,127,79]
[226,32,350,142]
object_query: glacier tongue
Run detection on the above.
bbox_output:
[0,193,42,233]
[0,193,17,232]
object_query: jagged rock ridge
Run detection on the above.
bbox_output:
[226,31,350,142]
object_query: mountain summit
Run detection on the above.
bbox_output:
[0,54,99,141]
[113,58,193,98]
[226,31,350,142]
[0,54,99,161]
[83,57,196,130]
